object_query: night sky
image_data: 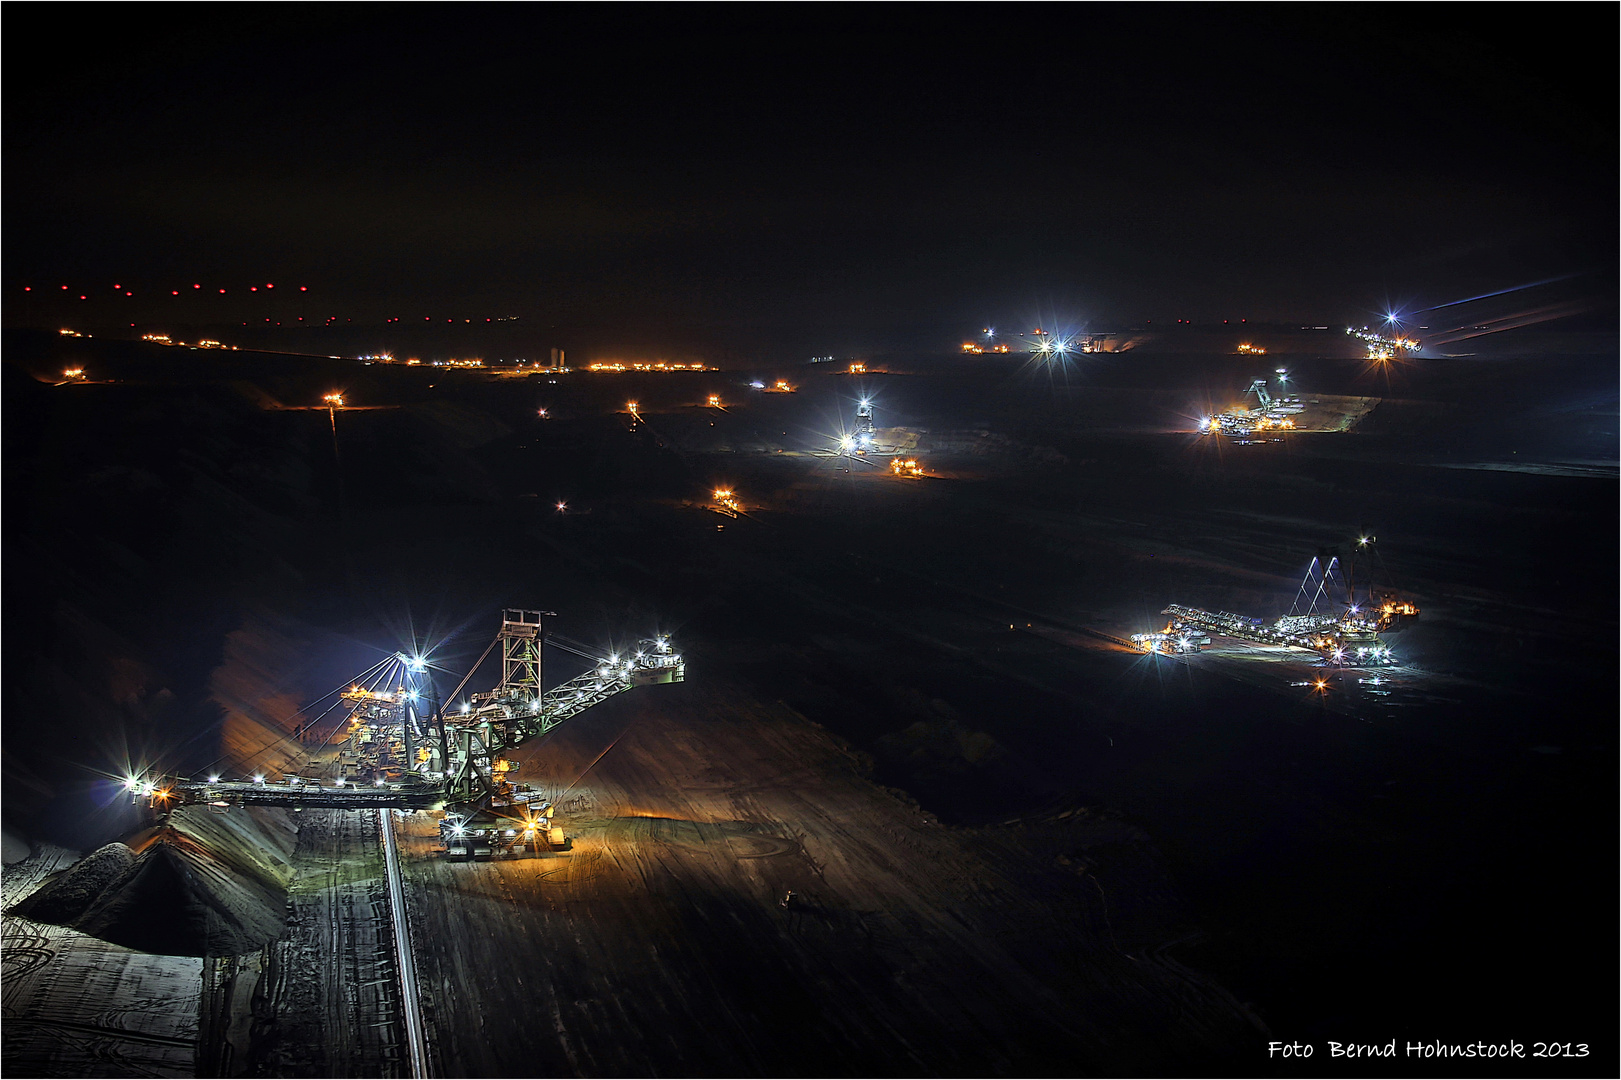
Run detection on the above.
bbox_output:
[7,6,1614,354]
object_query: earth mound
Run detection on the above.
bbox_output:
[74,839,279,955]
[8,842,135,923]
[18,806,299,957]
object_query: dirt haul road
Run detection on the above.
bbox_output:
[393,681,1261,1076]
[203,806,410,1076]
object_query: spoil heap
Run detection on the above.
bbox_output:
[8,841,136,924]
[11,806,298,956]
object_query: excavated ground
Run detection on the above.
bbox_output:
[74,807,297,957]
[2,846,201,1078]
[201,806,407,1078]
[5,332,1614,1077]
[396,681,1263,1077]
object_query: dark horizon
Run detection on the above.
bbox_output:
[7,7,1615,355]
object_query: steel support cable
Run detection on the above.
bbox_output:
[440,634,501,712]
[291,698,347,742]
[297,657,396,742]
[1323,558,1348,609]
[279,652,400,774]
[544,632,590,654]
[544,630,598,653]
[545,636,604,662]
[283,655,403,776]
[197,655,399,777]
[554,729,629,801]
[1370,544,1393,594]
[170,654,394,777]
[319,655,402,742]
[282,655,395,732]
[1307,557,1338,615]
[1289,557,1321,616]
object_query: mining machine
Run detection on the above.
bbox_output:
[150,609,683,857]
[839,397,878,455]
[1136,549,1418,666]
[1349,325,1421,361]
[1199,376,1306,438]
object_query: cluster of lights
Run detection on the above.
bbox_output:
[848,362,868,374]
[343,686,399,702]
[1203,414,1254,437]
[1158,600,1403,666]
[27,282,307,299]
[62,368,86,381]
[712,487,740,512]
[322,392,345,407]
[586,362,710,372]
[962,329,1006,354]
[1236,342,1267,355]
[588,638,682,680]
[1032,332,1072,358]
[1348,326,1421,361]
[765,380,795,393]
[1200,371,1297,437]
[707,394,722,407]
[122,775,172,800]
[363,358,559,369]
[890,458,924,478]
[839,401,876,454]
[27,284,560,337]
[595,652,639,681]
[1326,644,1394,666]
[138,333,237,350]
[1129,630,1200,656]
